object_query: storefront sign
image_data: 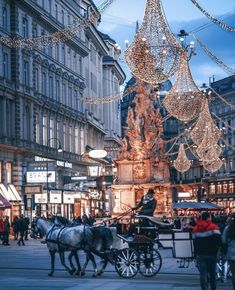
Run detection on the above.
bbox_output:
[50,190,62,203]
[25,186,42,194]
[27,161,56,183]
[34,193,48,204]
[63,191,74,204]
[34,156,72,168]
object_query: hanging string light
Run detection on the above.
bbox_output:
[190,0,235,34]
[0,0,114,49]
[192,33,235,75]
[189,99,221,145]
[209,86,235,110]
[125,0,181,84]
[202,158,223,173]
[173,143,192,173]
[163,49,205,121]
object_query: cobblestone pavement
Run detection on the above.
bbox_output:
[0,238,232,290]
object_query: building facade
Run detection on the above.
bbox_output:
[0,0,125,220]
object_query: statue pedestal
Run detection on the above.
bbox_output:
[112,159,172,215]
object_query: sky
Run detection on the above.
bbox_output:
[94,0,235,86]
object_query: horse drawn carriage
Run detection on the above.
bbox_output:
[31,211,171,278]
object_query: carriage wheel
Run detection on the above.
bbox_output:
[139,249,162,277]
[114,248,139,278]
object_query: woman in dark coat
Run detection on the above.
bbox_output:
[12,216,19,240]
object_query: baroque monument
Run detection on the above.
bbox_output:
[112,83,172,215]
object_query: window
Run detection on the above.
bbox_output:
[63,83,66,105]
[61,45,66,65]
[68,87,72,107]
[91,72,97,93]
[56,80,60,101]
[61,10,64,25]
[2,6,7,30]
[73,53,77,71]
[69,125,72,152]
[49,117,54,145]
[48,46,53,57]
[48,0,52,14]
[57,120,61,142]
[34,68,39,91]
[55,44,59,61]
[79,56,82,75]
[33,25,37,37]
[67,14,71,25]
[3,53,9,78]
[5,162,12,183]
[42,0,45,8]
[22,17,29,37]
[23,61,30,86]
[217,182,222,194]
[35,113,40,143]
[80,128,85,154]
[75,126,79,154]
[63,123,67,150]
[229,182,234,193]
[68,48,71,69]
[49,76,54,98]
[55,3,58,20]
[42,72,47,95]
[223,182,228,194]
[43,115,47,145]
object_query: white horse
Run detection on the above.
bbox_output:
[32,217,99,277]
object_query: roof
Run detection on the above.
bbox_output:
[172,201,223,210]
[99,32,116,44]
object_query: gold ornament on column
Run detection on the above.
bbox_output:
[125,0,181,84]
[163,49,205,121]
[173,143,191,173]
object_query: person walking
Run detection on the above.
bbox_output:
[0,217,4,242]
[2,216,10,245]
[12,216,19,240]
[222,214,235,289]
[23,216,30,240]
[17,214,26,246]
[192,212,222,290]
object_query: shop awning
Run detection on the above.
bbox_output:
[172,201,223,210]
[8,184,22,201]
[0,193,11,209]
[0,184,20,202]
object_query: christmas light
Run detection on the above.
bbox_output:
[202,158,223,173]
[125,0,181,84]
[173,143,191,173]
[163,49,205,121]
[190,0,235,34]
[189,99,221,145]
[192,33,235,75]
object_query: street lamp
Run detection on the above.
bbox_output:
[46,137,63,217]
[177,29,196,59]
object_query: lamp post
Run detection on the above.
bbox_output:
[46,138,62,218]
[177,29,196,59]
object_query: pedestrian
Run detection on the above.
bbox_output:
[23,216,30,240]
[222,213,235,289]
[173,217,181,229]
[12,216,19,240]
[2,216,10,245]
[192,211,222,290]
[17,214,26,246]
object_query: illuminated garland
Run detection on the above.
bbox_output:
[202,158,223,173]
[0,0,114,49]
[163,49,205,121]
[209,86,235,109]
[192,33,235,75]
[212,112,235,131]
[173,143,191,173]
[190,0,235,34]
[125,0,181,84]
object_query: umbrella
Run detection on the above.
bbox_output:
[172,201,223,210]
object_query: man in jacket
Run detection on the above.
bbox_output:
[17,214,26,246]
[132,188,157,216]
[192,212,222,290]
[3,216,10,245]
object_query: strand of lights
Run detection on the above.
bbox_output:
[209,86,235,109]
[212,112,235,131]
[164,136,180,155]
[173,143,192,173]
[0,0,114,49]
[125,0,181,84]
[192,33,235,75]
[220,137,235,151]
[163,49,206,121]
[97,0,117,14]
[189,99,221,146]
[190,0,235,34]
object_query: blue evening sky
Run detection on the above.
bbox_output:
[94,0,235,86]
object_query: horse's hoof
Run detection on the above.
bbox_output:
[48,272,53,277]
[70,268,76,275]
[97,271,103,276]
[75,271,81,276]
[92,273,97,278]
[81,271,85,276]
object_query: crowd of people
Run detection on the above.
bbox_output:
[0,214,30,246]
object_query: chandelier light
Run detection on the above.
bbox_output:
[202,158,223,173]
[125,0,181,84]
[189,99,221,145]
[163,49,205,121]
[173,143,191,173]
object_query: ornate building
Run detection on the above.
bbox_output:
[0,0,125,219]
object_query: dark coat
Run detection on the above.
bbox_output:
[133,195,157,216]
[192,219,222,257]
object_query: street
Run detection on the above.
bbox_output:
[0,238,232,290]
